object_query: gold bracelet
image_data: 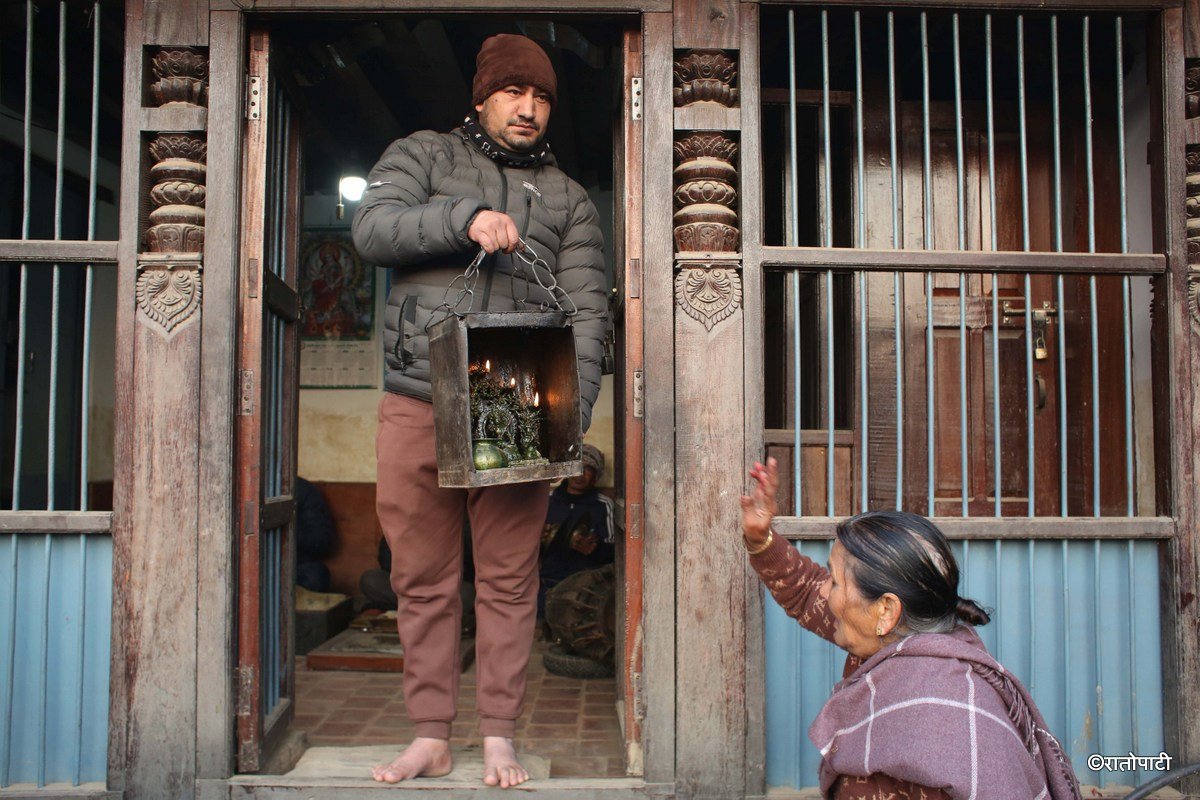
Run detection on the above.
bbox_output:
[744,529,774,556]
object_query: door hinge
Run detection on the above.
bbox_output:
[630,77,643,121]
[632,369,644,419]
[632,671,646,721]
[240,369,255,415]
[246,76,262,120]
[236,665,255,716]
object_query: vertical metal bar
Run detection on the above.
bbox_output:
[1093,539,1104,766]
[71,536,87,785]
[13,0,35,510]
[1,537,18,786]
[822,10,835,516]
[1052,15,1069,516]
[1019,15,1035,517]
[1083,16,1101,517]
[1062,541,1074,766]
[954,14,968,516]
[922,12,935,516]
[48,1,68,511]
[788,11,803,515]
[1116,16,1134,517]
[1126,540,1140,785]
[987,14,1001,517]
[81,1,101,512]
[888,12,904,509]
[856,11,868,513]
[37,536,51,786]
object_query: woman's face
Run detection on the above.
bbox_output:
[821,542,887,659]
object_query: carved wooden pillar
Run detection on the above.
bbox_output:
[112,1,214,796]
[669,3,751,795]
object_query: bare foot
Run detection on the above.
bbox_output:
[371,737,453,783]
[482,736,530,788]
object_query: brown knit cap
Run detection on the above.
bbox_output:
[472,34,557,107]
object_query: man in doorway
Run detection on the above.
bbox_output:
[538,444,615,617]
[351,33,608,788]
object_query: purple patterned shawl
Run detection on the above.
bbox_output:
[809,625,1082,800]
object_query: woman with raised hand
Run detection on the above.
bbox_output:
[741,457,1081,800]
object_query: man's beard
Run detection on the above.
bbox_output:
[494,119,543,153]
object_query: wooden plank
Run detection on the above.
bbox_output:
[0,790,121,800]
[108,0,146,793]
[639,11,675,789]
[0,512,112,533]
[228,778,662,799]
[772,516,1176,540]
[673,105,741,132]
[1188,0,1200,57]
[763,429,857,446]
[143,0,209,45]
[210,0,670,9]
[673,0,739,48]
[195,8,245,783]
[139,105,208,133]
[618,25,647,773]
[753,246,1166,275]
[1152,6,1200,794]
[739,6,766,797]
[0,240,118,263]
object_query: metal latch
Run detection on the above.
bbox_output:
[1002,301,1058,360]
[240,369,255,415]
[246,76,262,120]
[630,77,643,121]
[633,369,644,418]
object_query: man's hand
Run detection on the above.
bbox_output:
[468,210,520,254]
[569,529,598,556]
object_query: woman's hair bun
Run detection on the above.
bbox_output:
[955,596,991,626]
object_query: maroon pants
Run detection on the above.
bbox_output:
[376,392,549,739]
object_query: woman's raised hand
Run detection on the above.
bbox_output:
[739,457,780,548]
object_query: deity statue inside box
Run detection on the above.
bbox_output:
[468,359,547,470]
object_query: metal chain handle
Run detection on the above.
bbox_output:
[513,238,578,317]
[424,247,487,332]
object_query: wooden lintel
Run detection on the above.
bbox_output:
[210,0,667,10]
[772,515,1176,540]
[0,239,119,264]
[753,246,1167,275]
[0,511,113,534]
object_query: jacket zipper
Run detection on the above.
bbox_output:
[481,165,507,312]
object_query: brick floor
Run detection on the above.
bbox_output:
[295,637,626,778]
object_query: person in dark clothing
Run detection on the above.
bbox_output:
[295,477,335,592]
[538,444,614,616]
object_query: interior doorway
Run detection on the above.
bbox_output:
[233,14,643,783]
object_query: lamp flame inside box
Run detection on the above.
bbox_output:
[429,312,583,488]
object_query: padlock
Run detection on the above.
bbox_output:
[1034,332,1049,361]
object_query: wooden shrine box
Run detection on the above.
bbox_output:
[428,311,584,488]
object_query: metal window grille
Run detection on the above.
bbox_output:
[0,0,121,788]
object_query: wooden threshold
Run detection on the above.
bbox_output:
[751,246,1166,275]
[772,515,1175,540]
[211,0,664,11]
[227,777,657,799]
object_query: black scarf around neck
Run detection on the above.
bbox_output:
[461,112,551,168]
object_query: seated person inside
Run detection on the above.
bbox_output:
[538,444,615,615]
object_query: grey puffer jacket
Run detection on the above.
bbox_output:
[351,128,607,432]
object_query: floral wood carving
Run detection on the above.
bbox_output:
[1188,146,1200,267]
[150,47,209,108]
[674,50,738,108]
[146,134,207,254]
[674,133,738,253]
[1190,275,1200,336]
[675,264,742,331]
[136,259,202,334]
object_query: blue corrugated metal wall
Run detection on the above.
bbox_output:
[0,534,112,787]
[765,538,1164,790]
